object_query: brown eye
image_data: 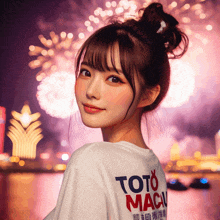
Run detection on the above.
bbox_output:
[80,69,91,77]
[107,76,123,83]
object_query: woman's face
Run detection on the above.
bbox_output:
[75,44,143,128]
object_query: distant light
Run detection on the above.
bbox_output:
[78,33,85,39]
[193,3,202,10]
[106,1,111,8]
[41,50,47,56]
[182,17,191,23]
[115,7,124,14]
[29,45,35,51]
[87,26,94,32]
[107,10,113,16]
[47,40,53,46]
[130,3,137,11]
[171,1,177,8]
[61,140,68,147]
[54,164,67,171]
[123,4,129,10]
[200,178,208,184]
[100,11,106,17]
[61,153,69,161]
[183,4,190,10]
[60,32,66,38]
[111,1,117,7]
[34,60,41,66]
[199,13,206,19]
[10,156,20,163]
[40,153,50,159]
[93,18,99,24]
[48,49,54,56]
[206,25,213,31]
[85,20,91,26]
[19,160,25,166]
[94,10,99,16]
[170,179,177,184]
[20,113,32,127]
[89,15,95,21]
[195,9,202,16]
[67,33,73,39]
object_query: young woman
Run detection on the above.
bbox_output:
[44,3,188,220]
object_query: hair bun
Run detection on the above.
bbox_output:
[139,3,188,58]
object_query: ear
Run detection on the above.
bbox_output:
[137,85,161,108]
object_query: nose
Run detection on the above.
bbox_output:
[86,76,101,100]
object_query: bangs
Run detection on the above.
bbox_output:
[75,24,139,80]
[75,25,122,76]
[83,40,119,73]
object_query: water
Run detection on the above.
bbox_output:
[0,173,219,220]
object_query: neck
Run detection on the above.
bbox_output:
[101,109,149,149]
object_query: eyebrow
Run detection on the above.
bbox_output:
[81,61,123,75]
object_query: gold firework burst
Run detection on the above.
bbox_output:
[29,31,76,81]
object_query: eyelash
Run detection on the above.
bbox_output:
[107,75,123,83]
[79,69,91,77]
[79,69,123,84]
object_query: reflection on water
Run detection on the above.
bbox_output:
[0,173,219,220]
[166,174,220,220]
[0,173,63,220]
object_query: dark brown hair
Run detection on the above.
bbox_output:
[75,2,188,114]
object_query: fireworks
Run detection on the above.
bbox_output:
[29,0,215,117]
[37,71,78,118]
[31,0,214,81]
[69,0,214,49]
[29,31,75,82]
[161,60,196,108]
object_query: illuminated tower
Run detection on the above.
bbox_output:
[7,102,43,159]
[0,107,6,154]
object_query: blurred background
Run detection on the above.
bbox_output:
[0,0,220,219]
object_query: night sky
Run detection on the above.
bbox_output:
[0,0,64,153]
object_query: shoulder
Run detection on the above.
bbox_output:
[63,142,113,186]
[67,142,112,169]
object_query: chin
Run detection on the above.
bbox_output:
[81,116,117,129]
[81,117,103,128]
[82,121,101,128]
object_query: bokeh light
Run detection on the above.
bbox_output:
[61,153,69,161]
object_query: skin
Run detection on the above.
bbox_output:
[75,43,160,149]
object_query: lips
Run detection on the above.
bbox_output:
[83,104,105,113]
[84,104,104,110]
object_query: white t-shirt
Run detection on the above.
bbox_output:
[44,141,167,220]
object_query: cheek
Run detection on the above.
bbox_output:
[75,79,85,100]
[106,89,133,108]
